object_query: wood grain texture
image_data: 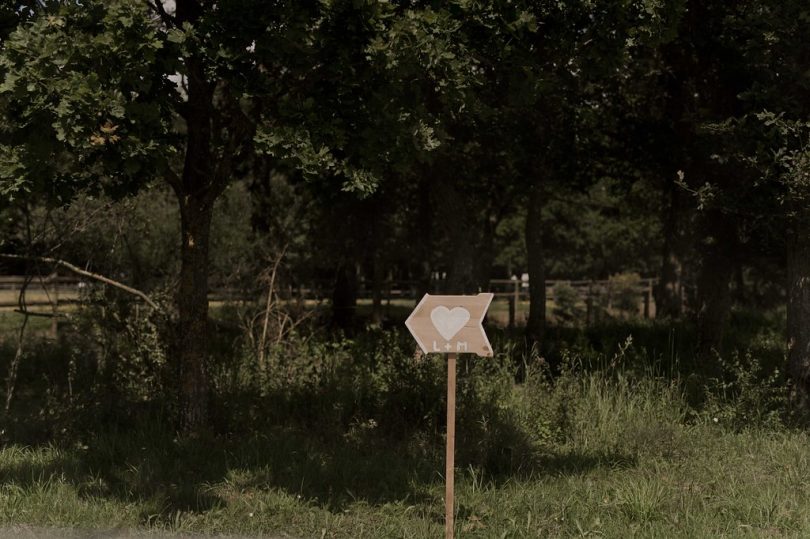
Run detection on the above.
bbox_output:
[405,293,494,357]
[446,352,456,539]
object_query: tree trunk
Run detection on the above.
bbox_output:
[371,254,384,325]
[172,0,247,434]
[695,209,736,363]
[172,0,220,432]
[369,204,385,325]
[415,177,433,296]
[442,182,476,295]
[525,182,546,342]
[332,261,357,332]
[446,242,476,294]
[654,173,682,318]
[177,195,213,433]
[787,215,810,407]
[476,209,497,293]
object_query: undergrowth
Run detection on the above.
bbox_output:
[0,306,801,536]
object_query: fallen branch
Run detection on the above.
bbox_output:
[5,273,33,414]
[5,309,28,413]
[0,253,160,311]
[13,309,68,319]
[258,246,287,367]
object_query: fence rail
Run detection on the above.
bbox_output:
[0,274,661,329]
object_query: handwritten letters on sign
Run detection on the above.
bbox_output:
[405,293,494,357]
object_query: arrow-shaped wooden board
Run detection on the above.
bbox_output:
[405,293,494,357]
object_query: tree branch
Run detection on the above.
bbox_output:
[165,167,184,197]
[208,93,257,204]
[0,253,161,311]
[145,0,177,27]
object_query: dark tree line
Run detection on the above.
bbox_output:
[0,0,808,431]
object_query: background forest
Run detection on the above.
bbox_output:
[0,0,808,537]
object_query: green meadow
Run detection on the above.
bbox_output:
[0,310,805,538]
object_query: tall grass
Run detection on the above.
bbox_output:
[0,308,803,536]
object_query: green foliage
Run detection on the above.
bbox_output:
[0,305,790,450]
[0,13,807,539]
[551,282,582,324]
[217,330,448,438]
[494,177,663,280]
[0,317,805,536]
[0,1,175,203]
[700,351,790,431]
[52,189,180,290]
[608,272,644,318]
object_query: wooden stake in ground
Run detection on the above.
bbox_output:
[405,293,493,539]
[445,352,457,539]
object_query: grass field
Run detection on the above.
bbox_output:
[0,373,805,538]
[0,305,799,537]
[0,312,52,337]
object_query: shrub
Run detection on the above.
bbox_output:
[699,350,790,430]
[552,282,583,324]
[607,272,643,318]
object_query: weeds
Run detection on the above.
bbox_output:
[0,308,803,536]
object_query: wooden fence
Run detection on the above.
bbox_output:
[0,274,659,328]
[0,274,80,308]
[343,277,659,327]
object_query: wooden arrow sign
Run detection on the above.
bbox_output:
[405,292,493,539]
[405,293,494,357]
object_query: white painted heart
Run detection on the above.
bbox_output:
[430,306,470,341]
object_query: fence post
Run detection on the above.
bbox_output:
[508,296,515,329]
[586,282,594,326]
[643,287,650,319]
[50,278,59,339]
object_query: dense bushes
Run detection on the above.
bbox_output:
[0,304,793,477]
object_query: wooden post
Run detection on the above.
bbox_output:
[385,279,392,318]
[586,282,593,326]
[643,286,650,319]
[50,278,59,339]
[446,352,457,539]
[403,293,493,539]
[508,296,515,329]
